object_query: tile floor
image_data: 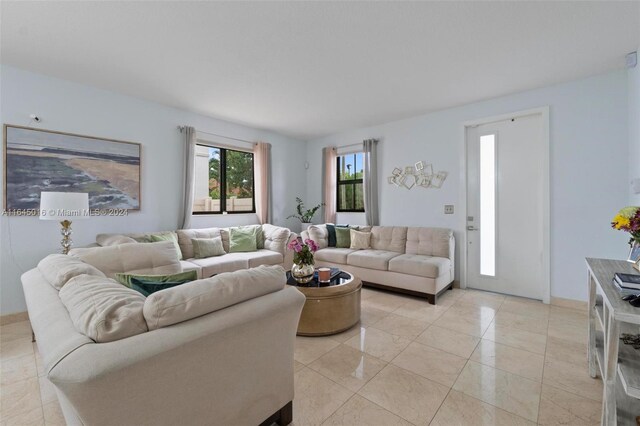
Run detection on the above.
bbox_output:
[0,287,602,425]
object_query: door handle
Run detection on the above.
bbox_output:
[467,226,479,231]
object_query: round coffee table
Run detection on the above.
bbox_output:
[286,270,362,336]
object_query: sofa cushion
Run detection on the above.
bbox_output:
[314,248,356,264]
[306,225,329,250]
[261,224,291,255]
[179,260,202,278]
[69,241,182,279]
[188,250,282,277]
[192,237,226,258]
[59,274,148,343]
[96,231,175,245]
[405,227,453,258]
[150,232,182,260]
[95,234,137,246]
[143,265,286,330]
[37,254,106,290]
[370,226,408,253]
[176,227,222,260]
[388,254,451,279]
[347,250,402,271]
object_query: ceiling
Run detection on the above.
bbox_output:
[1,1,639,140]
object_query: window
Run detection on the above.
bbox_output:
[337,152,364,212]
[193,144,255,214]
[479,134,496,276]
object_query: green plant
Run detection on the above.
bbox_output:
[287,197,325,223]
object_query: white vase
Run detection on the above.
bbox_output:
[301,223,312,232]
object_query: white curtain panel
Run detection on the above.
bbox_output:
[254,142,272,224]
[179,126,196,229]
[363,139,379,226]
[323,146,337,224]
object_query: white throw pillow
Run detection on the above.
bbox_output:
[350,229,371,250]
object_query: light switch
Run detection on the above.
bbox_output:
[444,205,454,214]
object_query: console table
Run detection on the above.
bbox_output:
[586,258,640,425]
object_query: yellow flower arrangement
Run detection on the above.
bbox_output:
[611,206,640,245]
[612,214,630,230]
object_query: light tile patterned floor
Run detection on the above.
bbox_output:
[0,287,602,425]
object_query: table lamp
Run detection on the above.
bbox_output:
[39,192,90,254]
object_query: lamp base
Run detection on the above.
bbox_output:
[60,220,73,254]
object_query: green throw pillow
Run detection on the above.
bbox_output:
[229,227,258,252]
[335,227,351,248]
[192,237,226,258]
[115,270,198,288]
[129,276,192,297]
[149,232,183,260]
[251,225,265,249]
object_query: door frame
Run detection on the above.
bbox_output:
[458,106,550,303]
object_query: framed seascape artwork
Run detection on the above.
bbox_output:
[3,125,141,211]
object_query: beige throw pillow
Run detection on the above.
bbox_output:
[350,229,371,250]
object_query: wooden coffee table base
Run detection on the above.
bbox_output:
[295,276,362,336]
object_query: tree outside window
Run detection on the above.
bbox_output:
[337,152,364,212]
[193,145,254,214]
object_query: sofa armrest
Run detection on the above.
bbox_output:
[48,286,305,426]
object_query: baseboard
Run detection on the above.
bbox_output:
[0,311,29,326]
[550,296,587,311]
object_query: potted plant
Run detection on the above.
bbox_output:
[287,197,325,231]
[287,238,318,283]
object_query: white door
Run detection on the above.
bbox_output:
[466,113,545,300]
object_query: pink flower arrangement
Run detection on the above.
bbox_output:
[287,238,318,265]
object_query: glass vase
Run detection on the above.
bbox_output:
[292,263,315,284]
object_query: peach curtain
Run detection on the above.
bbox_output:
[254,142,271,224]
[179,126,196,229]
[323,146,337,224]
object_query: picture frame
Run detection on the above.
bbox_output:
[628,241,640,264]
[3,124,141,211]
[392,167,402,176]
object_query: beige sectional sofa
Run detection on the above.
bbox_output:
[301,225,455,304]
[95,224,296,279]
[22,242,305,426]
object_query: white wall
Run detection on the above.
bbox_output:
[629,48,640,205]
[306,71,630,302]
[0,65,307,314]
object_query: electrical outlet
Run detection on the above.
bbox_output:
[444,205,454,214]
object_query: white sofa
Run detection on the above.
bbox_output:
[22,243,305,426]
[302,225,455,304]
[95,224,296,279]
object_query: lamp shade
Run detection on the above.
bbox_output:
[39,192,90,221]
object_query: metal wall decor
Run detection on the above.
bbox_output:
[387,161,447,190]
